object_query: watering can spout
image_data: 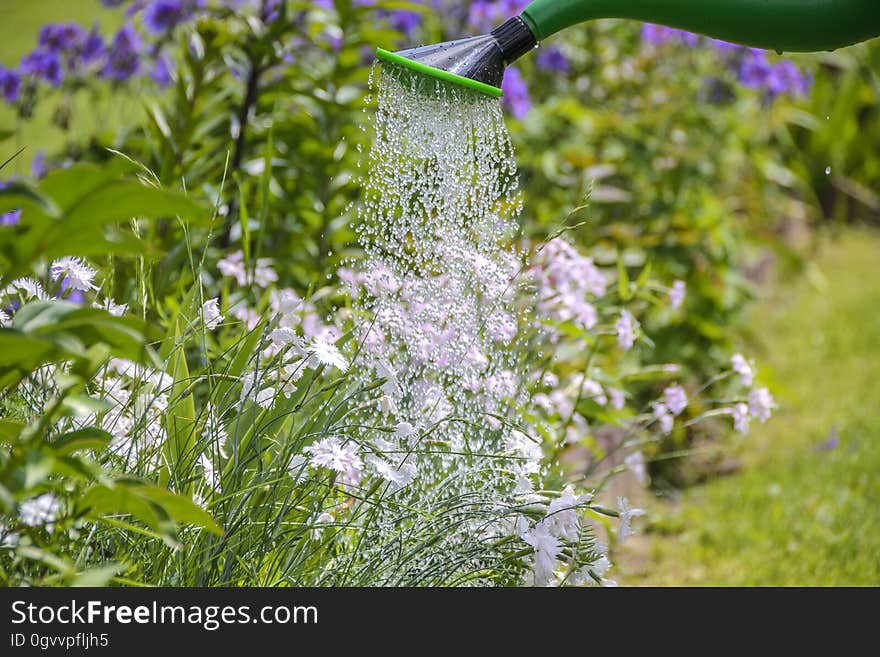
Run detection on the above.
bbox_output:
[376,0,880,98]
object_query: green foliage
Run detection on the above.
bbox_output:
[622,230,880,585]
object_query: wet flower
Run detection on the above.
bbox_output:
[201,297,223,330]
[521,523,561,587]
[608,388,626,411]
[308,338,348,371]
[305,436,363,489]
[368,455,417,490]
[50,256,98,291]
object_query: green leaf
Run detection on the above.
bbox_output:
[52,427,113,456]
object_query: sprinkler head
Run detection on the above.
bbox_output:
[376,17,538,98]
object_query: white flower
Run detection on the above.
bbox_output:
[616,310,636,351]
[308,338,348,372]
[625,451,649,486]
[506,430,542,474]
[19,493,61,532]
[731,402,750,435]
[617,496,646,544]
[6,276,48,300]
[0,310,9,327]
[204,403,228,455]
[652,402,674,434]
[367,455,418,490]
[270,288,304,317]
[232,304,261,331]
[202,298,223,330]
[94,298,127,316]
[748,387,775,423]
[305,436,363,489]
[379,395,398,415]
[199,452,220,491]
[608,388,626,410]
[541,486,582,542]
[269,327,308,356]
[664,385,688,416]
[0,524,20,548]
[394,422,415,440]
[521,524,562,587]
[50,256,98,291]
[240,371,275,408]
[581,378,607,405]
[253,258,278,288]
[310,511,335,541]
[669,280,686,309]
[731,353,754,387]
[217,250,247,286]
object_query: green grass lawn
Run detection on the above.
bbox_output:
[621,228,880,585]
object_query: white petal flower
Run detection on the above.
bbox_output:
[50,256,98,291]
[663,385,688,416]
[0,309,9,327]
[731,402,750,435]
[669,280,686,309]
[521,524,561,587]
[19,493,61,532]
[748,387,775,423]
[652,402,674,434]
[269,327,308,356]
[202,298,223,330]
[217,250,247,286]
[305,436,363,489]
[94,298,127,316]
[731,353,754,387]
[617,496,646,544]
[6,277,48,301]
[308,338,348,372]
[367,455,418,491]
[616,310,636,350]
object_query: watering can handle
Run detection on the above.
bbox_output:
[520,0,880,52]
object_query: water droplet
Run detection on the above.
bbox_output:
[825,166,832,175]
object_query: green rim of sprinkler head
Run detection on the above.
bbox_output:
[376,48,504,98]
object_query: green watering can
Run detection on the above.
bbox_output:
[376,0,880,97]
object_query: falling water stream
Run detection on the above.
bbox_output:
[340,63,538,583]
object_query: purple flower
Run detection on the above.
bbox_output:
[102,25,142,81]
[501,66,530,119]
[0,209,22,226]
[536,45,569,73]
[20,50,63,86]
[31,151,47,180]
[641,24,698,47]
[738,49,772,90]
[262,0,282,23]
[82,25,106,63]
[144,0,187,34]
[766,60,811,97]
[0,66,21,104]
[38,23,87,54]
[151,52,172,87]
[381,10,422,37]
[101,0,129,6]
